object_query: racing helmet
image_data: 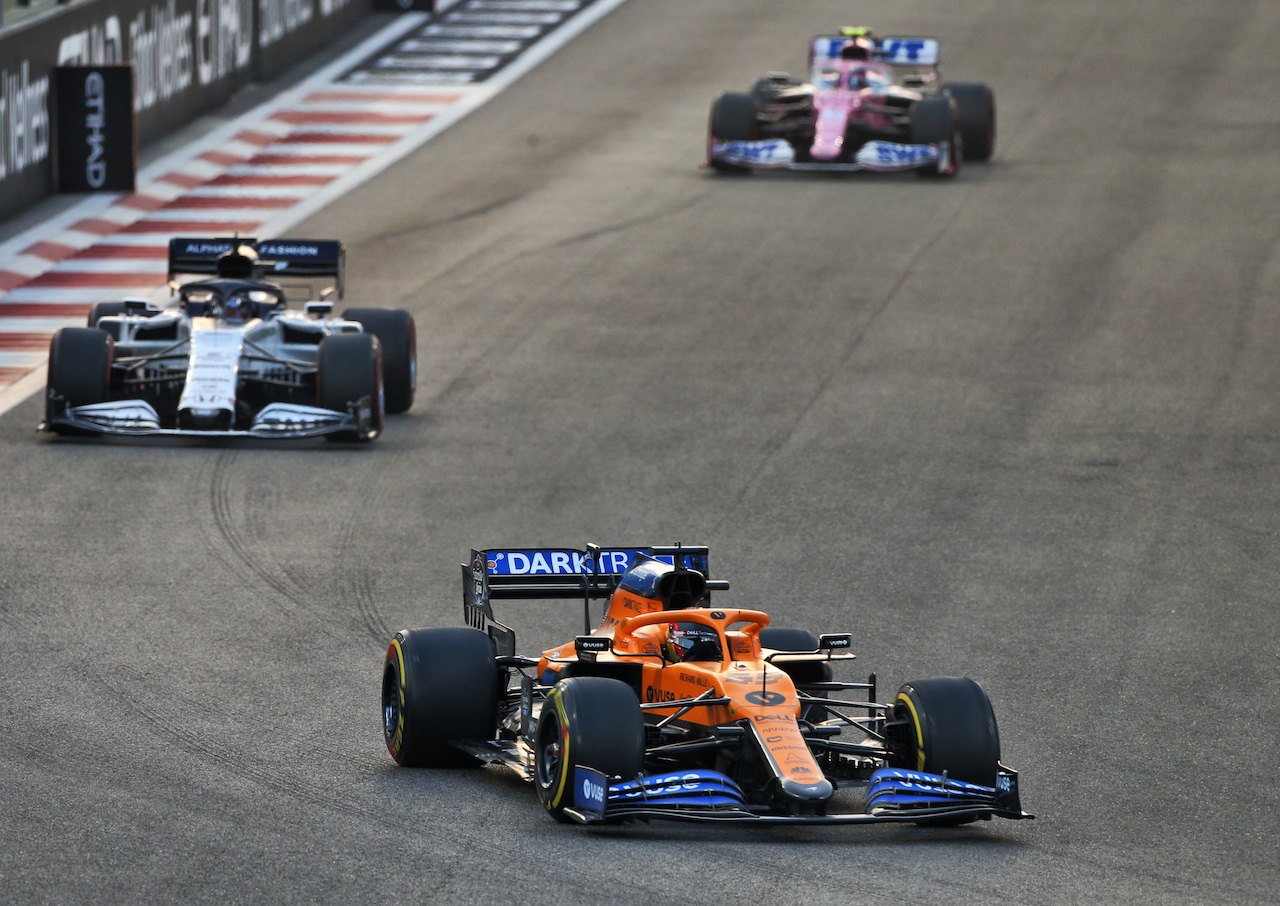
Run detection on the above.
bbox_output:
[222,290,253,322]
[662,622,723,664]
[216,244,258,279]
[848,64,889,92]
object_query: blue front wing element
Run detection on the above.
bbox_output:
[560,766,1032,825]
[609,771,751,814]
[868,768,1012,813]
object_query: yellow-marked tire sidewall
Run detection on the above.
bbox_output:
[894,691,927,772]
[383,627,498,768]
[533,676,644,820]
[547,687,572,810]
[893,678,1000,787]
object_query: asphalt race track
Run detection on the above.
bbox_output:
[3,1,1279,903]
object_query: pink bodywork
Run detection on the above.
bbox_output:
[808,60,895,161]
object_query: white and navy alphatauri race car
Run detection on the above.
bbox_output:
[41,237,416,441]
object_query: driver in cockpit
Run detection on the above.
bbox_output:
[840,36,891,92]
[222,291,253,323]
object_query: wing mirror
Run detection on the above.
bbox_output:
[575,636,612,662]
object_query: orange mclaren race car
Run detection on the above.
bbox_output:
[381,545,1033,826]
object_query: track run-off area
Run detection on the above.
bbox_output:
[2,1,1279,904]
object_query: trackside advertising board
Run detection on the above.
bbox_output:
[0,0,373,219]
[55,65,136,193]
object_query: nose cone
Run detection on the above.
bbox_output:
[810,107,848,160]
[781,775,834,802]
[810,136,844,160]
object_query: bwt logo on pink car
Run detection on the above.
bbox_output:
[871,142,935,165]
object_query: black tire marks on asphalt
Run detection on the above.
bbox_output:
[205,446,400,645]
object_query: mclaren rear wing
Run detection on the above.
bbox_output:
[463,544,729,656]
[166,237,346,298]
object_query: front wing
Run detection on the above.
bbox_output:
[562,766,1033,826]
[41,398,375,439]
[708,138,950,172]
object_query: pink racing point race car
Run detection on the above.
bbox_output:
[706,29,995,177]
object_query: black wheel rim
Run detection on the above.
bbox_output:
[535,708,563,791]
[887,701,916,768]
[382,662,400,745]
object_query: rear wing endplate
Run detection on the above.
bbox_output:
[462,544,725,656]
[166,237,346,298]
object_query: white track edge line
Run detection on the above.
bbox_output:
[0,364,47,417]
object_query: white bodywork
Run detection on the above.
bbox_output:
[46,303,373,438]
[180,320,243,420]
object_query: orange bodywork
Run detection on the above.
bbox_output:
[536,595,833,802]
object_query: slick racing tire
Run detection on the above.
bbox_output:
[909,96,961,179]
[46,327,112,434]
[943,82,996,162]
[892,677,1001,826]
[758,627,832,724]
[707,92,760,174]
[382,627,500,768]
[317,333,384,442]
[87,302,159,339]
[534,677,644,823]
[342,308,416,414]
[892,677,1001,787]
[751,73,800,103]
[86,302,130,335]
